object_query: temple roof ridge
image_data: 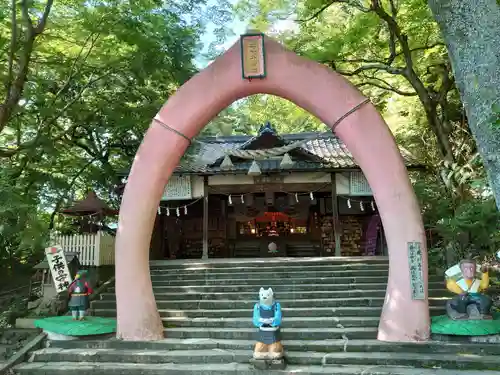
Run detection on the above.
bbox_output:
[116,127,424,178]
[197,128,334,144]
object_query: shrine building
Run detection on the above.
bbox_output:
[116,123,423,260]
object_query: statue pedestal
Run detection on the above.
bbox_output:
[431,313,500,342]
[250,358,286,370]
[34,316,116,341]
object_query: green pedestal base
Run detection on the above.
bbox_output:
[34,316,116,337]
[431,313,500,336]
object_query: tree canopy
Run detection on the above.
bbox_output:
[0,0,230,273]
[0,0,498,273]
[226,0,499,258]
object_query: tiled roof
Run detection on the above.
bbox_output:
[174,129,422,174]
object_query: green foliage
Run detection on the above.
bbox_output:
[224,0,499,267]
[204,95,324,135]
[233,0,462,160]
[437,198,500,252]
[0,0,497,280]
[0,0,217,272]
[413,172,500,266]
[0,167,48,272]
[492,102,500,128]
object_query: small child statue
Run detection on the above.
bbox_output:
[251,287,286,370]
[68,270,93,321]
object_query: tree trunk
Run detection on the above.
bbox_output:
[423,105,454,162]
[428,0,500,210]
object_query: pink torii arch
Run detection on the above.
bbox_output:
[114,36,430,342]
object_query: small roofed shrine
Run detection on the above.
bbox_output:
[117,123,424,260]
[60,191,119,234]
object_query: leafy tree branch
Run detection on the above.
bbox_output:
[0,0,54,134]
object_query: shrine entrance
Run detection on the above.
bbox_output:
[115,34,429,343]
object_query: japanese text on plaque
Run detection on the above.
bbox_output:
[45,246,73,292]
[242,36,264,77]
[407,241,425,300]
[162,175,192,201]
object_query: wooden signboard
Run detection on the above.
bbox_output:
[349,171,373,196]
[162,175,192,201]
[45,245,73,292]
[407,241,425,300]
[254,175,284,184]
[240,33,266,79]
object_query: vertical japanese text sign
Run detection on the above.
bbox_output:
[240,33,267,79]
[45,245,73,292]
[407,241,425,300]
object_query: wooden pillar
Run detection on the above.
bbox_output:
[330,173,341,257]
[202,176,209,259]
[160,209,166,258]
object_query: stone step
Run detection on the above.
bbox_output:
[91,297,449,310]
[149,256,389,269]
[108,282,444,293]
[307,351,500,370]
[163,327,378,340]
[48,338,500,356]
[148,276,441,286]
[28,348,500,370]
[15,362,500,375]
[150,269,391,280]
[100,289,449,301]
[149,263,391,274]
[160,316,380,328]
[91,306,446,319]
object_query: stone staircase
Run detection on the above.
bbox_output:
[14,257,500,374]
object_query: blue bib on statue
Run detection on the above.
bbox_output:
[256,303,280,345]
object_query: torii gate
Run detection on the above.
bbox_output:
[114,34,430,343]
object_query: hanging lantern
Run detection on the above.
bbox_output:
[280,153,294,169]
[247,160,262,176]
[220,155,234,171]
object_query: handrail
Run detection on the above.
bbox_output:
[89,276,115,303]
[0,332,46,375]
[0,282,41,298]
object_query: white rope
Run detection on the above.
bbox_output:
[225,139,308,159]
[195,129,334,162]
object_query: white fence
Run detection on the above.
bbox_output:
[50,231,115,266]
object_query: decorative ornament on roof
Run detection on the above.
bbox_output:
[247,160,262,176]
[258,122,276,134]
[220,155,235,171]
[280,153,294,169]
